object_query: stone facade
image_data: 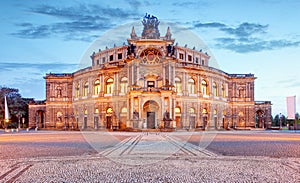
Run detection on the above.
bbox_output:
[29,15,272,130]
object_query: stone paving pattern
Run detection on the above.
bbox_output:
[0,130,299,182]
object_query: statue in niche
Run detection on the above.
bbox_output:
[56,86,62,98]
[133,110,139,120]
[163,110,172,128]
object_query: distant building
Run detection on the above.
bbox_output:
[29,15,272,130]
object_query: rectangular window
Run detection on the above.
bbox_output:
[179,53,184,60]
[118,53,122,60]
[188,55,192,61]
[97,59,100,65]
[195,57,199,63]
[109,55,114,61]
[102,57,106,63]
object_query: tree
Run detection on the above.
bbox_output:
[0,86,33,128]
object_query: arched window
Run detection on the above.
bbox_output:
[93,80,100,95]
[174,77,182,93]
[106,107,113,114]
[120,77,128,94]
[84,109,88,115]
[75,83,80,97]
[213,109,217,115]
[105,78,114,94]
[94,108,99,114]
[213,82,218,96]
[188,78,195,94]
[121,107,128,113]
[221,84,226,98]
[189,108,195,114]
[83,81,88,96]
[201,80,208,96]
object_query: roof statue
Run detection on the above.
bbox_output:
[165,27,172,40]
[130,26,137,39]
[141,13,160,39]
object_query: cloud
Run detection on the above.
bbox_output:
[215,37,300,53]
[191,21,300,53]
[0,62,78,74]
[172,1,209,8]
[221,22,268,37]
[194,22,226,28]
[0,62,78,99]
[11,3,140,41]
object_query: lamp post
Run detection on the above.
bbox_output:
[64,113,68,130]
[70,113,74,130]
[16,112,21,129]
[279,113,282,129]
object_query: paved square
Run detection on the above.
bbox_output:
[0,130,299,182]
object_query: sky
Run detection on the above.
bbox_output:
[1,0,300,116]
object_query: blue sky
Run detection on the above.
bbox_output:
[1,0,300,116]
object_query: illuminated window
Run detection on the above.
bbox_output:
[188,78,196,94]
[84,109,88,115]
[175,107,181,114]
[83,81,88,96]
[213,109,217,115]
[121,107,127,113]
[201,80,208,96]
[175,77,182,93]
[105,78,114,94]
[94,80,100,95]
[222,84,226,98]
[120,77,128,94]
[95,108,99,114]
[106,107,113,114]
[189,108,195,114]
[213,82,218,96]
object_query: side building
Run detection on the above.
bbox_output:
[29,15,272,130]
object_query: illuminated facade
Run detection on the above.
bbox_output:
[29,15,272,130]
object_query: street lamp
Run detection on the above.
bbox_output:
[16,112,21,129]
[64,113,68,130]
[279,113,282,129]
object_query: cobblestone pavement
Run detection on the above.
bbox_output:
[0,130,299,182]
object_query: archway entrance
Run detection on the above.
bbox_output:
[143,100,159,129]
[256,110,265,128]
[106,107,113,129]
[36,110,45,128]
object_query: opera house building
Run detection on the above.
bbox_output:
[29,15,272,131]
